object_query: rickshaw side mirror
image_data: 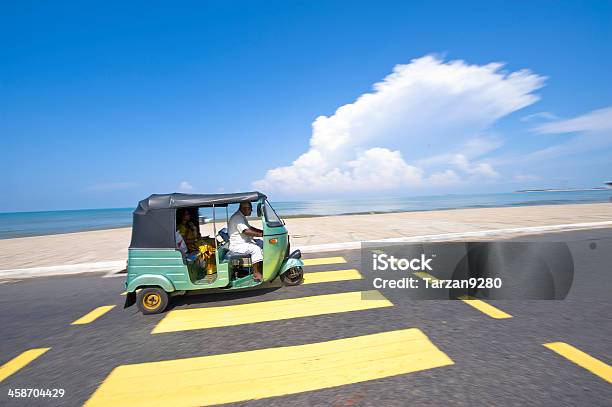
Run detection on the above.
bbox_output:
[257,203,263,217]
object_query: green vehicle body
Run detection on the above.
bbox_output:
[125,196,303,296]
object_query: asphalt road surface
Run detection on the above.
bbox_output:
[1,229,611,406]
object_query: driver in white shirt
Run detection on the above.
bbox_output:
[228,202,264,281]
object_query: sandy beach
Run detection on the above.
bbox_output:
[1,202,611,271]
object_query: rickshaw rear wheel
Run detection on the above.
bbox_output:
[280,266,304,286]
[136,287,169,314]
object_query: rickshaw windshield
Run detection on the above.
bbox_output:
[263,200,283,227]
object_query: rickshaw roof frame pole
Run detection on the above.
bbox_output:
[212,204,218,251]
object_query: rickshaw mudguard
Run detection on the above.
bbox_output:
[280,257,304,274]
[126,274,175,293]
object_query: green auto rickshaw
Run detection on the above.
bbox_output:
[124,191,304,314]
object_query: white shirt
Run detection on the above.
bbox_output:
[228,210,255,247]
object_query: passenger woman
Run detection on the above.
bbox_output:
[176,209,200,252]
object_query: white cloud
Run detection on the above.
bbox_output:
[528,106,612,160]
[254,55,544,195]
[428,170,462,186]
[178,181,194,192]
[535,107,612,134]
[416,152,500,185]
[450,154,500,179]
[520,112,559,122]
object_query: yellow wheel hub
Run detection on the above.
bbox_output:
[143,293,161,310]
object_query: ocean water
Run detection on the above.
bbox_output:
[1,190,610,239]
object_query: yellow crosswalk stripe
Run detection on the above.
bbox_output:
[302,256,346,266]
[457,296,512,319]
[544,342,612,383]
[71,305,116,325]
[413,271,439,281]
[413,272,512,319]
[0,348,50,383]
[303,269,362,284]
[85,328,453,407]
[152,290,391,334]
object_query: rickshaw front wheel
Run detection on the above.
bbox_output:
[136,287,169,315]
[280,266,304,286]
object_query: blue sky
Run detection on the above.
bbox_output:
[1,1,611,211]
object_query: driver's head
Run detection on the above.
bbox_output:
[239,202,252,216]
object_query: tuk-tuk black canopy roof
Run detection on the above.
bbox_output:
[135,191,266,214]
[130,191,266,249]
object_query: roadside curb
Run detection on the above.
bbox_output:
[298,220,612,253]
[1,220,612,279]
[0,261,125,280]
